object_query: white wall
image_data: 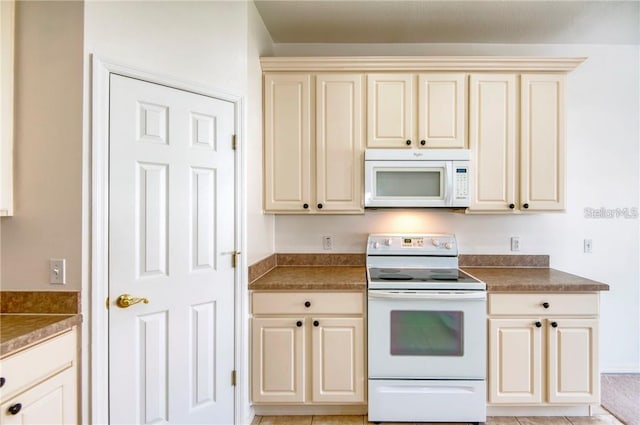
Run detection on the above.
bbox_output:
[1,0,84,291]
[271,43,640,373]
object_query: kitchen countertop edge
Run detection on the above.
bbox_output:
[0,314,82,358]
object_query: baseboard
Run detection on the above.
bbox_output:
[601,368,640,374]
[487,405,592,416]
[253,404,367,416]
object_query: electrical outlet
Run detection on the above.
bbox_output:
[510,236,520,252]
[322,236,333,250]
[584,239,593,253]
[50,259,66,284]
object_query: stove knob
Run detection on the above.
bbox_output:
[444,242,452,249]
[385,238,393,247]
[431,238,440,247]
[373,241,380,249]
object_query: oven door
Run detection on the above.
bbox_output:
[364,161,452,207]
[368,290,486,379]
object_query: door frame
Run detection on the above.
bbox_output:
[89,56,246,424]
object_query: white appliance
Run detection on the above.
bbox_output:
[364,149,470,208]
[367,234,486,424]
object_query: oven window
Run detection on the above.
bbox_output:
[390,310,463,356]
[376,170,443,198]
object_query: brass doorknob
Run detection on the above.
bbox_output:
[116,294,149,308]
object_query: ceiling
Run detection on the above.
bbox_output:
[253,0,640,45]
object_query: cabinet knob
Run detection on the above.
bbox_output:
[296,321,303,327]
[420,140,426,146]
[317,203,323,209]
[542,302,550,309]
[8,403,22,415]
[535,321,542,328]
[0,377,5,388]
[304,301,311,308]
[509,203,515,209]
[551,321,558,328]
[523,203,530,209]
[303,203,309,209]
[406,140,412,146]
[313,320,320,327]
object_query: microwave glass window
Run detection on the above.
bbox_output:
[376,170,442,198]
[390,310,463,356]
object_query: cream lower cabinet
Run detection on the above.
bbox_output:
[367,73,466,148]
[0,328,78,424]
[488,294,599,406]
[251,292,365,405]
[469,73,565,212]
[264,73,363,214]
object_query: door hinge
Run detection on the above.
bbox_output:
[105,297,109,310]
[232,251,241,268]
[231,370,237,386]
[232,134,237,150]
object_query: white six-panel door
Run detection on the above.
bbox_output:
[109,74,236,424]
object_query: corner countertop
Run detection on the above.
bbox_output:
[462,267,609,292]
[0,314,82,357]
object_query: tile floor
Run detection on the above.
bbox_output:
[250,413,624,425]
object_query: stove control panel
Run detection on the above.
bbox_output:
[367,234,458,256]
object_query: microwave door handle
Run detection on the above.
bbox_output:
[444,162,453,205]
[368,291,486,301]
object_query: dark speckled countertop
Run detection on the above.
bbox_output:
[248,266,366,290]
[249,265,608,292]
[462,267,609,292]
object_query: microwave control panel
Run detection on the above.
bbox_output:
[452,161,470,205]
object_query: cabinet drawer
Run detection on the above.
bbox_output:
[0,328,76,400]
[252,292,363,315]
[489,293,598,316]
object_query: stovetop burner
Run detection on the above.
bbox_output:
[369,267,478,283]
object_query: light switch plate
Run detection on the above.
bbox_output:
[50,259,66,284]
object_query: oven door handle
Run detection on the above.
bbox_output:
[368,290,486,301]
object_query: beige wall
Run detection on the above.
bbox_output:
[1,1,84,290]
[247,2,275,265]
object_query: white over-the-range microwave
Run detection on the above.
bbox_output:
[364,149,470,208]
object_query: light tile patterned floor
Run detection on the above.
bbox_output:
[251,414,624,425]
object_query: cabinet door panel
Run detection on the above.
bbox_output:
[468,74,517,211]
[367,74,413,148]
[520,74,565,211]
[264,74,312,211]
[489,318,542,404]
[418,73,466,148]
[251,318,305,403]
[0,367,76,425]
[548,318,599,404]
[316,74,363,212]
[311,317,364,403]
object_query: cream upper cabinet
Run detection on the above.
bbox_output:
[488,293,600,406]
[469,73,566,212]
[367,73,413,148]
[264,73,312,212]
[316,74,363,212]
[251,291,365,406]
[520,74,565,211]
[367,73,466,149]
[469,74,517,211]
[264,73,363,213]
